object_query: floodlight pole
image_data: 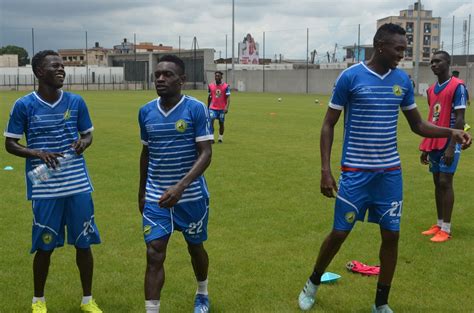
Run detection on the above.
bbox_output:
[85,31,89,90]
[225,34,228,79]
[231,0,235,90]
[451,16,455,65]
[357,24,360,63]
[263,31,265,92]
[466,14,471,88]
[306,28,309,94]
[32,28,35,90]
[414,0,421,96]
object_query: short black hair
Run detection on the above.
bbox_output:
[215,71,223,75]
[159,55,185,75]
[373,23,406,46]
[433,50,451,64]
[32,50,59,77]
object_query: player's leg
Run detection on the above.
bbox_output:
[433,172,443,222]
[33,249,54,298]
[374,228,399,312]
[217,112,225,143]
[187,242,210,313]
[176,199,210,313]
[371,170,402,312]
[66,193,102,312]
[439,172,454,223]
[31,198,66,312]
[431,146,460,242]
[145,238,170,302]
[299,171,366,310]
[422,151,443,235]
[142,201,174,312]
[208,109,217,140]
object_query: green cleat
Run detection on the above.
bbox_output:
[80,299,103,313]
[32,301,47,313]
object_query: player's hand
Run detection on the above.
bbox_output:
[159,184,185,208]
[36,150,63,169]
[451,129,472,150]
[72,139,88,155]
[320,169,338,198]
[442,148,455,166]
[420,152,429,165]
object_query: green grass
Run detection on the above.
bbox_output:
[0,90,473,312]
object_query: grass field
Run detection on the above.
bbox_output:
[0,90,473,313]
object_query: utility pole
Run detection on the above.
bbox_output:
[414,0,421,95]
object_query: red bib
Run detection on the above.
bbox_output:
[419,77,464,152]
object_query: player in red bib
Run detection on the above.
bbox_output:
[208,71,231,143]
[419,51,468,242]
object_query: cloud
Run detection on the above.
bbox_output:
[0,0,472,60]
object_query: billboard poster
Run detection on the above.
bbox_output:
[238,33,259,64]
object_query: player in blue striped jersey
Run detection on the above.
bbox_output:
[4,50,102,312]
[138,55,213,313]
[298,24,471,313]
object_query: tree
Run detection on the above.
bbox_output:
[0,45,29,66]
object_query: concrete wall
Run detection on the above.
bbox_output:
[224,64,474,96]
[0,66,124,85]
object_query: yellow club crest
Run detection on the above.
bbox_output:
[42,232,53,244]
[143,225,152,235]
[63,109,71,120]
[392,85,402,96]
[345,212,356,224]
[175,119,188,133]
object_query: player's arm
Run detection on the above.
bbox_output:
[138,145,149,214]
[5,137,63,169]
[444,85,467,165]
[159,140,212,208]
[225,86,231,113]
[225,96,231,113]
[320,107,342,198]
[207,87,212,107]
[403,108,471,149]
[72,132,92,155]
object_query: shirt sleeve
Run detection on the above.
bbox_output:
[400,75,416,111]
[225,85,231,96]
[138,107,148,145]
[329,71,350,110]
[3,99,26,139]
[453,84,468,109]
[77,97,94,134]
[193,103,214,142]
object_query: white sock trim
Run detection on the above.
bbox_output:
[441,222,451,233]
[197,279,209,295]
[32,297,45,304]
[82,296,93,305]
[145,300,160,313]
[437,219,443,227]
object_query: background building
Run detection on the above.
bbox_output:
[377,1,441,62]
[59,42,109,66]
[0,54,19,67]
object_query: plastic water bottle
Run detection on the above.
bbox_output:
[27,153,76,185]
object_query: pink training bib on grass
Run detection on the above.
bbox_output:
[346,260,380,276]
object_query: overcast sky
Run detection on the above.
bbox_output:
[0,0,472,62]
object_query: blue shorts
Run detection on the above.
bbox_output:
[209,109,226,123]
[334,170,403,232]
[428,144,461,174]
[142,198,209,244]
[31,193,101,253]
